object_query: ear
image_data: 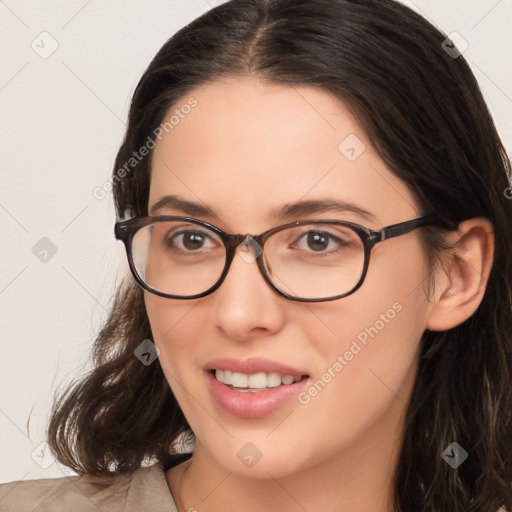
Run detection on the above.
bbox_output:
[426,217,495,332]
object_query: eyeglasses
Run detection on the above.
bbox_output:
[114,214,455,302]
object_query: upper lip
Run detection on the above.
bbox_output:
[205,357,309,377]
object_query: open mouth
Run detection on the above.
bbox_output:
[206,363,312,418]
[209,369,309,392]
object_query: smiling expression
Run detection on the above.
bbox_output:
[144,76,433,478]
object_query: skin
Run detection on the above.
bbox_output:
[144,76,495,512]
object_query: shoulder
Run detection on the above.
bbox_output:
[0,462,179,512]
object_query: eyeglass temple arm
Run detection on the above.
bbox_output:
[373,214,459,243]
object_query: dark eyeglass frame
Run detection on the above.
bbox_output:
[114,213,457,303]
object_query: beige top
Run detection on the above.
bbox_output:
[1,461,507,511]
[0,462,178,512]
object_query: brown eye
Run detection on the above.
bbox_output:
[167,230,212,251]
[293,230,352,254]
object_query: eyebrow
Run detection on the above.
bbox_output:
[149,194,376,223]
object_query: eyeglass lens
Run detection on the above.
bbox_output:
[130,220,365,300]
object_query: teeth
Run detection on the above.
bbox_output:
[230,371,248,388]
[214,369,304,389]
[223,370,233,385]
[266,373,282,388]
[248,372,267,388]
[281,375,295,385]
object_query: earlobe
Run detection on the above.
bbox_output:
[425,217,495,332]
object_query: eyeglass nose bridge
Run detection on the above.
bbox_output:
[215,233,269,294]
[232,234,264,264]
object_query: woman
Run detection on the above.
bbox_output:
[1,0,510,510]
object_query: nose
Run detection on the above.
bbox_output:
[208,237,286,342]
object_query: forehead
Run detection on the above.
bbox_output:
[148,76,418,231]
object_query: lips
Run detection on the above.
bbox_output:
[204,357,311,418]
[204,357,308,377]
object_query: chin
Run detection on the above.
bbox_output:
[199,436,317,481]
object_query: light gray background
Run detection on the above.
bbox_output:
[0,0,511,483]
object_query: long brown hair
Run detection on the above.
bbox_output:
[47,0,512,509]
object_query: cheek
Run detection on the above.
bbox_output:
[308,300,420,408]
[144,291,201,342]
[280,299,423,473]
[143,292,203,381]
[143,294,226,452]
[290,250,428,443]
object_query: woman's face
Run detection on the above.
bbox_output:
[145,76,433,478]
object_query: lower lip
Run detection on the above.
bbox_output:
[206,371,310,419]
